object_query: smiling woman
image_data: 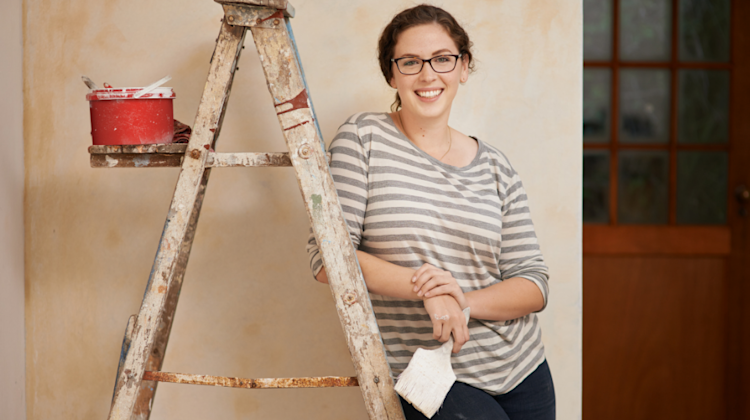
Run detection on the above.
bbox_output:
[307,4,555,420]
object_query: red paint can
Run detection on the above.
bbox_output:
[87,87,176,145]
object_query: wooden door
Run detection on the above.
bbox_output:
[582,0,750,419]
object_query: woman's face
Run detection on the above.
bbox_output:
[390,23,469,121]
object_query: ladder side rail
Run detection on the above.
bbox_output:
[284,19,324,149]
[132,24,248,419]
[131,168,210,420]
[241,6,405,420]
[108,21,246,420]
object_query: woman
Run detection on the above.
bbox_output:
[307,5,555,419]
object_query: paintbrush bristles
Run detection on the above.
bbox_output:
[395,341,456,418]
[394,307,471,418]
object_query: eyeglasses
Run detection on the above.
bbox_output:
[391,54,462,75]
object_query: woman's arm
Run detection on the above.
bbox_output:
[315,250,421,300]
[316,251,470,353]
[463,277,544,321]
[410,264,544,321]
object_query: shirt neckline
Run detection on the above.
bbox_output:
[384,113,484,172]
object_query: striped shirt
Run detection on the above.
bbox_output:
[306,112,550,395]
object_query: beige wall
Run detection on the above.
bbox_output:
[23,0,581,419]
[1,0,26,419]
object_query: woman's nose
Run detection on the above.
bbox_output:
[418,62,438,81]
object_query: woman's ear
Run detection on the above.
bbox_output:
[460,58,469,84]
[389,77,397,89]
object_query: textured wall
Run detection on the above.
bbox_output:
[23,0,581,419]
[1,0,26,419]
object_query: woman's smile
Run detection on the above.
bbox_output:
[415,88,443,100]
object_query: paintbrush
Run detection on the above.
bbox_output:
[394,307,470,418]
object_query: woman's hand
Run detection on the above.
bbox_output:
[412,263,468,309]
[423,295,470,354]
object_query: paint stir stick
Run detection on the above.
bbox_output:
[81,75,98,90]
[134,75,172,99]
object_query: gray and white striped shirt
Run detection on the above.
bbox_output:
[307,112,550,395]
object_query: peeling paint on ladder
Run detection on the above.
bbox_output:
[311,194,322,215]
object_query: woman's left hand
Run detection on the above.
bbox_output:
[412,263,468,309]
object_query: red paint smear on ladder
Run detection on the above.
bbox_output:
[275,90,309,115]
[259,10,285,24]
[284,120,311,131]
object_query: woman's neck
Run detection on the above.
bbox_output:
[395,109,452,158]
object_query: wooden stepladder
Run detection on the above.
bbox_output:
[101,1,405,419]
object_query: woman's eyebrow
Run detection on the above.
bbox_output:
[396,49,456,59]
[431,48,454,55]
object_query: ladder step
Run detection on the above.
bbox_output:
[143,371,358,388]
[89,146,333,168]
[89,145,330,168]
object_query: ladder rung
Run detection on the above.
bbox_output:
[89,144,188,154]
[208,152,292,167]
[89,148,334,168]
[143,371,359,389]
[89,145,330,168]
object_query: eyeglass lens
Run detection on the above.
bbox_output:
[398,56,458,75]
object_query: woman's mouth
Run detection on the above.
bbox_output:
[415,89,443,99]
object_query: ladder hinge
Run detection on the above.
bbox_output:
[223,5,286,29]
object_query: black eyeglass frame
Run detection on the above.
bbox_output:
[391,54,463,75]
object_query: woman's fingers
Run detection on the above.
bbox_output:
[411,263,434,284]
[413,268,441,292]
[417,278,444,296]
[423,284,457,298]
[432,317,444,341]
[452,322,471,353]
[439,321,452,343]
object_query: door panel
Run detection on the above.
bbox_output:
[584,256,726,419]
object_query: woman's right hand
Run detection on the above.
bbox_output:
[423,295,470,353]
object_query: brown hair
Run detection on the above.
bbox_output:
[378,4,475,111]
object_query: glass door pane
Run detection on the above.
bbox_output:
[679,0,731,62]
[584,68,612,144]
[676,151,728,224]
[620,0,672,61]
[618,150,670,224]
[584,150,611,223]
[619,69,671,144]
[585,0,614,60]
[678,69,730,144]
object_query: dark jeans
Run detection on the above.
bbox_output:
[400,360,555,420]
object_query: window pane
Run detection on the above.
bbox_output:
[678,69,729,144]
[679,0,731,62]
[618,150,670,224]
[620,0,672,61]
[677,151,728,224]
[620,69,671,144]
[584,0,613,60]
[584,68,612,144]
[584,151,611,223]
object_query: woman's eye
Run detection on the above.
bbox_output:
[402,59,421,67]
[434,56,451,63]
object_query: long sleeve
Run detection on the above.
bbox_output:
[306,118,371,277]
[498,170,550,310]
